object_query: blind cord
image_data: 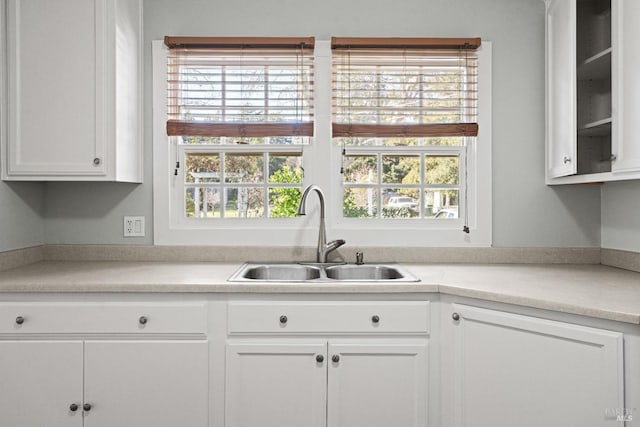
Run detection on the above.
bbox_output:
[462,45,470,234]
[173,54,180,176]
[340,49,350,175]
[463,140,470,234]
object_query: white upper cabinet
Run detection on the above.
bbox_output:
[613,0,640,173]
[547,0,578,178]
[545,0,640,184]
[3,0,142,182]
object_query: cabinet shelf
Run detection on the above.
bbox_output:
[544,0,638,182]
[577,48,612,80]
[578,117,612,136]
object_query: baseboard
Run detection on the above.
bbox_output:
[601,248,640,273]
[0,245,45,272]
[42,244,602,265]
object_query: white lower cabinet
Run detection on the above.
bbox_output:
[83,340,209,427]
[0,301,209,427]
[326,341,427,427]
[443,303,624,427]
[226,341,327,427]
[225,301,431,427]
[0,340,208,427]
[0,341,84,426]
[1,295,634,427]
[225,339,428,427]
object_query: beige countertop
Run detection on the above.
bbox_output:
[0,261,639,324]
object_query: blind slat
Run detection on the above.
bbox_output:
[165,36,315,49]
[167,121,314,137]
[332,123,478,138]
[331,37,481,50]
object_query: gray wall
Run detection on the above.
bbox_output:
[25,0,604,247]
[0,182,44,251]
[602,181,640,252]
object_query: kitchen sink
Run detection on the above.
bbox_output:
[239,264,322,281]
[228,263,420,282]
[324,264,406,280]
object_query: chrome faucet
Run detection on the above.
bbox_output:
[297,184,346,263]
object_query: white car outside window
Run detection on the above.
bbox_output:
[387,197,418,209]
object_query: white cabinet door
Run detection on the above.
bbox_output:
[0,341,84,427]
[327,340,428,427]
[6,0,107,177]
[613,0,640,173]
[546,0,578,178]
[83,340,209,427]
[448,304,624,427]
[225,340,327,427]
[4,0,142,182]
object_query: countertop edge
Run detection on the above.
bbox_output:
[437,285,640,325]
[1,262,639,325]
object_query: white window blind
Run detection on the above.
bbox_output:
[165,37,315,140]
[332,37,480,139]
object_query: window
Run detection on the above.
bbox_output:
[332,38,479,226]
[164,37,314,219]
[153,38,491,246]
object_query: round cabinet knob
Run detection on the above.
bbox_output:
[279,315,288,324]
[563,156,572,164]
[331,354,340,363]
[371,315,380,324]
[316,354,324,363]
[15,316,25,325]
[69,403,79,412]
[138,316,148,325]
[83,403,92,412]
[93,158,101,166]
[452,312,460,321]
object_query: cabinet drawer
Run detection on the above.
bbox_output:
[228,302,430,334]
[0,302,206,335]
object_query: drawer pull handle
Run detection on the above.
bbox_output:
[371,315,380,324]
[279,315,288,324]
[83,403,92,412]
[452,312,460,321]
[139,316,148,325]
[15,316,25,325]
[332,354,340,363]
[316,354,324,363]
[69,403,79,412]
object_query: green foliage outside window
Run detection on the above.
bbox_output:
[269,166,303,218]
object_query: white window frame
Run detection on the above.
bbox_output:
[153,40,492,246]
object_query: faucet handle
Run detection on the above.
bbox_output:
[355,252,364,265]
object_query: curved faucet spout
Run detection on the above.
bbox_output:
[297,184,324,218]
[297,185,345,263]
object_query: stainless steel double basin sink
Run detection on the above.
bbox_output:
[228,262,420,283]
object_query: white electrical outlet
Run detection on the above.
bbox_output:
[124,216,145,237]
